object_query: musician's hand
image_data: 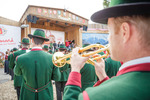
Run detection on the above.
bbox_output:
[93,55,107,81]
[71,47,89,73]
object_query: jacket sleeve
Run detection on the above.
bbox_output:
[63,72,109,100]
[63,72,83,100]
[51,65,61,80]
[64,85,82,100]
[14,56,22,76]
[9,54,15,69]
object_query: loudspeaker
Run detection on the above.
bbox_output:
[27,15,32,22]
[83,25,88,31]
[27,15,38,24]
[32,16,38,24]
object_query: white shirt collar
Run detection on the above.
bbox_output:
[32,47,42,49]
[119,56,150,71]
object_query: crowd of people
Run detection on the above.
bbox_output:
[2,0,150,100]
[48,40,75,54]
[3,29,121,100]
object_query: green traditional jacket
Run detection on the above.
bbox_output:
[11,49,29,87]
[63,57,150,100]
[50,43,53,48]
[8,54,11,69]
[80,63,97,91]
[14,48,61,100]
[55,63,71,82]
[98,52,104,56]
[98,52,106,59]
[8,53,15,69]
[8,54,10,61]
[105,57,121,78]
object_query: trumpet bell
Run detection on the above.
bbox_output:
[52,52,66,67]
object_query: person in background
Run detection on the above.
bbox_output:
[53,41,57,52]
[64,49,67,55]
[8,49,13,75]
[49,49,53,54]
[14,29,60,100]
[9,47,18,80]
[50,41,53,51]
[7,49,10,55]
[49,46,52,50]
[42,45,49,52]
[105,56,121,78]
[67,48,72,54]
[18,45,22,50]
[55,44,71,100]
[57,41,61,48]
[10,38,30,100]
[71,40,75,49]
[4,51,9,74]
[55,48,59,52]
[65,39,69,49]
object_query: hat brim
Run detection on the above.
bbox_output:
[59,48,66,50]
[28,34,49,41]
[91,3,150,24]
[43,48,48,50]
[19,42,30,45]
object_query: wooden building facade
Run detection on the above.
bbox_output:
[20,5,88,47]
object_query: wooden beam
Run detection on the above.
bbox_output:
[82,30,109,34]
[27,22,31,43]
[0,17,21,26]
[65,26,78,32]
[31,23,65,31]
[44,22,48,26]
[79,29,82,47]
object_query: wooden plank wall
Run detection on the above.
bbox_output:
[0,17,20,26]
[21,21,65,39]
[65,26,81,47]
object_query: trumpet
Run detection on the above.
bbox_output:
[52,44,109,67]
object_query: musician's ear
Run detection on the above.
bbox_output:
[120,22,131,43]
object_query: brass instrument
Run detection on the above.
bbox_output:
[52,44,109,67]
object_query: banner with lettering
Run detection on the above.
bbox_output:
[0,24,21,60]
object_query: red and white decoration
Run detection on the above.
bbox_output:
[0,24,21,60]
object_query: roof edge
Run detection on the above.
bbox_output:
[19,5,89,23]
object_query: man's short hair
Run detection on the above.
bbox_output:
[6,51,8,54]
[113,15,150,47]
[33,37,44,45]
[22,44,29,48]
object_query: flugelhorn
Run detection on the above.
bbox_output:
[52,44,109,67]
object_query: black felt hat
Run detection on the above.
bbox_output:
[91,0,150,24]
[20,38,30,45]
[59,44,66,50]
[28,29,49,41]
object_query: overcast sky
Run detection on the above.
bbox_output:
[0,0,104,23]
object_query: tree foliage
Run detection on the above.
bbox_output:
[103,0,110,8]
